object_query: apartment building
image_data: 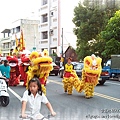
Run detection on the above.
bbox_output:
[0,19,40,56]
[38,0,61,55]
[0,29,11,56]
[11,19,40,51]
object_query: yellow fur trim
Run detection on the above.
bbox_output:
[29,51,39,61]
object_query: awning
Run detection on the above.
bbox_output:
[1,29,10,33]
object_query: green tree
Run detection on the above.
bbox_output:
[101,10,120,59]
[73,4,108,60]
[73,2,119,61]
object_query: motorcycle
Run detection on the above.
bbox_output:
[0,76,9,107]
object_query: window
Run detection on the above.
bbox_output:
[42,14,48,23]
[5,43,9,49]
[50,11,54,16]
[16,26,20,33]
[42,31,48,39]
[11,28,15,34]
[13,28,15,33]
[41,41,48,44]
[8,42,11,48]
[50,29,54,35]
[2,43,5,49]
[43,0,47,5]
[11,29,13,34]
[42,48,48,51]
[13,40,15,46]
[53,38,57,41]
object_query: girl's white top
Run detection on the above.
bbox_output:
[21,90,49,116]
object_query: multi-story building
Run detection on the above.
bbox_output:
[0,19,40,56]
[0,29,11,56]
[11,19,40,51]
[38,0,61,55]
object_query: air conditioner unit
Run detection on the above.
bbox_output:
[50,29,54,35]
[50,12,54,16]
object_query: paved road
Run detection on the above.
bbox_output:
[0,76,120,120]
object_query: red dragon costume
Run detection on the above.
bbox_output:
[7,56,20,86]
[19,55,30,86]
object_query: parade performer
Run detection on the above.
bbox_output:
[62,57,75,95]
[62,54,102,98]
[26,49,53,95]
[19,55,30,86]
[73,54,102,98]
[7,56,20,86]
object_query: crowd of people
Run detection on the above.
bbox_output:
[0,50,57,119]
[0,52,29,87]
[0,47,102,119]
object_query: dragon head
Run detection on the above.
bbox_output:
[21,56,30,66]
[32,49,53,75]
[7,56,18,67]
[29,51,39,62]
[27,50,53,80]
[83,54,102,77]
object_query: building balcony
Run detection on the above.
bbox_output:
[50,2,57,10]
[0,37,11,43]
[39,23,49,32]
[50,38,57,48]
[1,47,11,51]
[39,7,48,15]
[39,39,48,48]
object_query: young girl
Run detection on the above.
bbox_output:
[21,77,56,119]
[62,57,75,94]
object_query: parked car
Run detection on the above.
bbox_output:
[50,62,60,76]
[59,62,84,78]
[99,71,109,85]
[74,62,84,77]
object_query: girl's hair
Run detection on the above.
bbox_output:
[68,57,72,61]
[28,77,42,96]
[4,60,8,67]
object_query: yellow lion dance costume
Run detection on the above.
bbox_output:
[62,57,79,95]
[62,54,102,98]
[26,49,53,95]
[80,54,102,98]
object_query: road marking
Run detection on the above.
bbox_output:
[94,92,120,103]
[48,79,62,85]
[8,87,22,101]
[48,79,120,103]
[106,81,120,86]
[8,80,120,103]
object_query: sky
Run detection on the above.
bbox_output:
[0,0,81,48]
[61,0,81,48]
[0,0,40,30]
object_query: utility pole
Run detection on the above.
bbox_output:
[61,28,63,57]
